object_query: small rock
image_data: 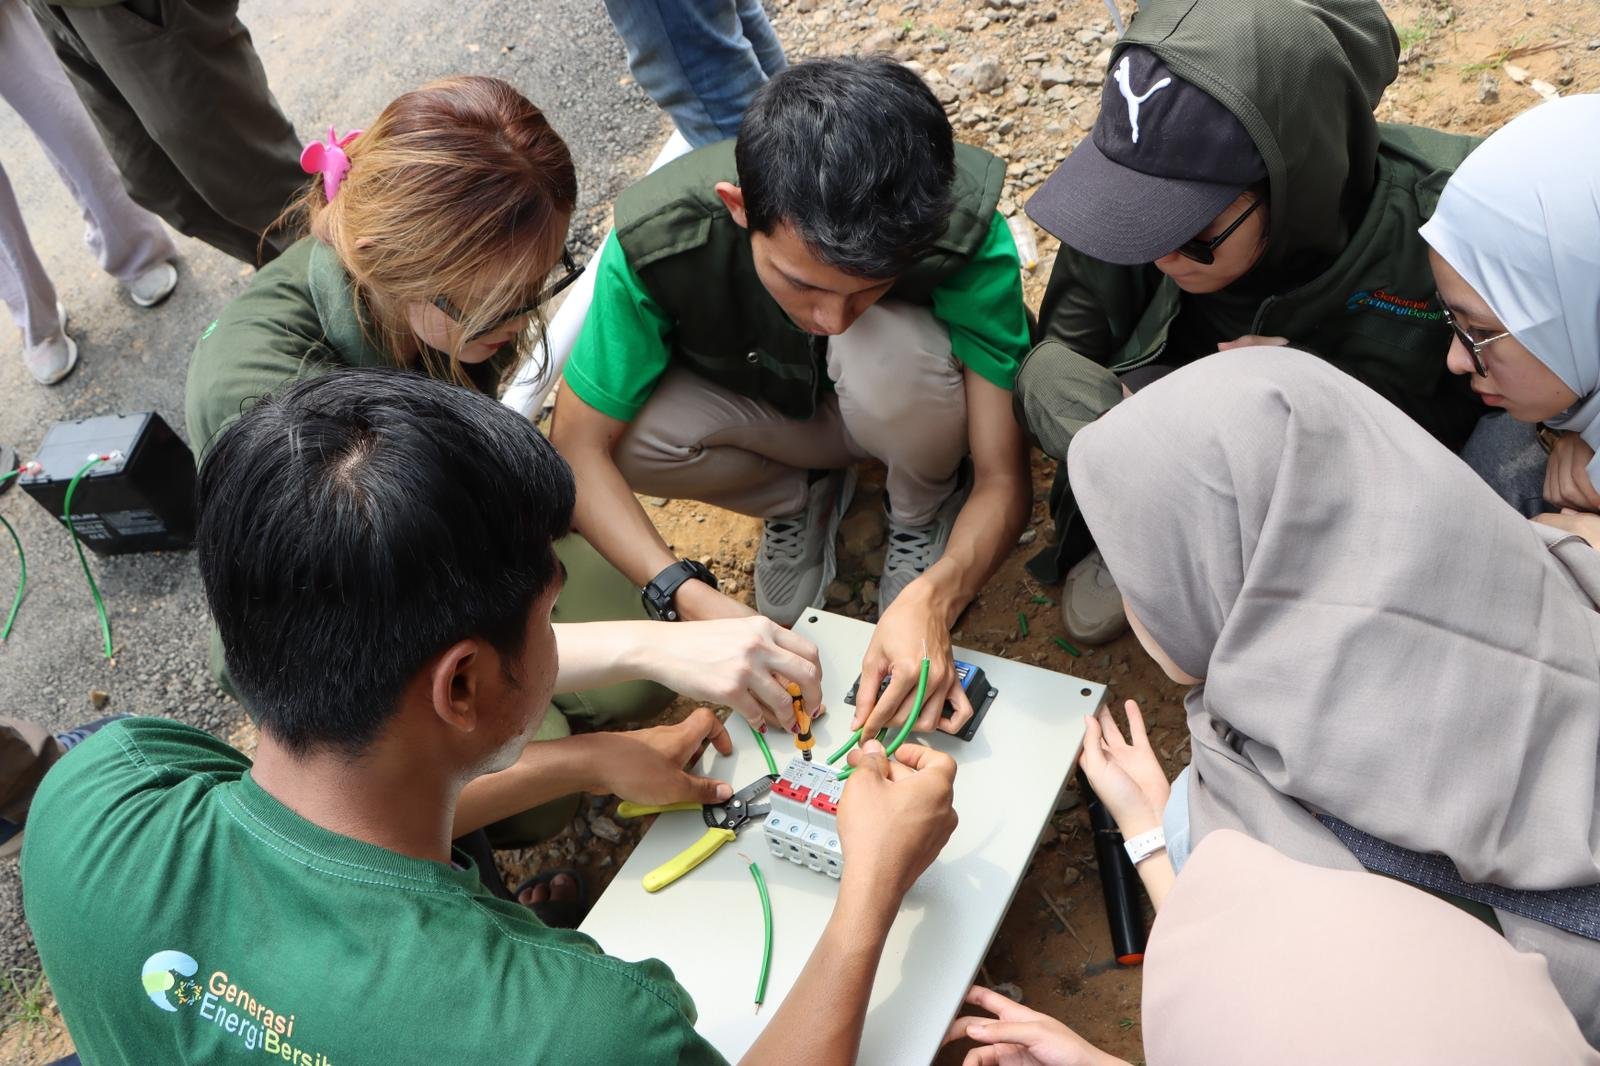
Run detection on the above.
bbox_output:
[1475,72,1499,105]
[1054,788,1081,812]
[947,62,974,87]
[971,56,1005,92]
[1061,865,1082,887]
[589,815,624,844]
[992,981,1025,1003]
[825,580,853,607]
[1529,78,1561,103]
[973,15,990,30]
[1038,66,1074,88]
[1503,62,1530,84]
[933,83,958,105]
[1075,28,1100,46]
[642,495,669,506]
[840,507,885,554]
[90,689,111,710]
[860,580,878,606]
[929,40,948,53]
[999,198,1017,216]
[794,0,815,10]
[725,581,741,596]
[1092,45,1113,70]
[861,27,898,54]
[1588,39,1600,50]
[1017,528,1037,546]
[983,0,1005,8]
[997,117,1015,135]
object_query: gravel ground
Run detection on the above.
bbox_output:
[0,0,663,977]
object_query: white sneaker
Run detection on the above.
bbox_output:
[755,468,856,626]
[127,261,178,308]
[1061,549,1129,644]
[23,303,78,385]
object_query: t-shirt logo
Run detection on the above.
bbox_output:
[141,949,201,1012]
[1114,56,1172,144]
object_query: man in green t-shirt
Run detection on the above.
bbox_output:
[552,56,1032,741]
[22,369,958,1064]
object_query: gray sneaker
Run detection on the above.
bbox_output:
[1061,548,1129,644]
[878,481,969,617]
[755,468,856,625]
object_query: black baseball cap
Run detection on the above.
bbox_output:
[1026,47,1267,265]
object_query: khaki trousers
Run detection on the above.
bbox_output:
[616,301,968,526]
[28,0,304,265]
[0,718,61,858]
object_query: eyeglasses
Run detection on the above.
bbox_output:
[431,246,584,341]
[1438,297,1510,377]
[1174,197,1264,265]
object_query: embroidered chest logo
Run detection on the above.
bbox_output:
[1114,56,1173,143]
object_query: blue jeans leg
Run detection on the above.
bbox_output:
[602,0,787,148]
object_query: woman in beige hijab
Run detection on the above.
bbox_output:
[946,347,1600,1055]
[947,825,1598,1065]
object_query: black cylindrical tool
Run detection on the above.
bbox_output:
[1077,768,1148,965]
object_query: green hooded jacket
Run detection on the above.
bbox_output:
[1017,0,1482,486]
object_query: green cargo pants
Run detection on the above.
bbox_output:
[28,0,304,265]
[209,533,674,846]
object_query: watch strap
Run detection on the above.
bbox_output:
[1123,827,1167,866]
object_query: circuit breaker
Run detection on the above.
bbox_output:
[763,756,845,879]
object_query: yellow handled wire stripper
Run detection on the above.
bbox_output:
[616,772,777,892]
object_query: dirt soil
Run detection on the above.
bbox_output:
[8,0,1600,1062]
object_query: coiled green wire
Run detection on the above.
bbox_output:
[836,656,930,781]
[63,458,113,659]
[748,860,773,1009]
[0,468,24,641]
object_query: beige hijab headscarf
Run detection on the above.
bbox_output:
[1144,831,1599,1066]
[1068,347,1600,1040]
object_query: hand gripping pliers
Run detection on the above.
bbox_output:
[616,772,778,892]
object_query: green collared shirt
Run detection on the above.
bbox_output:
[184,237,509,461]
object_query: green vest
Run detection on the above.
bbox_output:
[613,140,1005,419]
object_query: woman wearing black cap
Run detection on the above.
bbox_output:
[1015,0,1482,644]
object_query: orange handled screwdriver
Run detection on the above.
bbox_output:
[787,681,814,761]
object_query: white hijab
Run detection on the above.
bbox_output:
[1420,95,1600,481]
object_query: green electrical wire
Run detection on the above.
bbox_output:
[63,457,113,659]
[746,720,777,777]
[0,467,22,641]
[748,860,773,1010]
[0,514,24,641]
[825,728,862,765]
[837,656,929,782]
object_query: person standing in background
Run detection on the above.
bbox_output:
[603,0,786,148]
[1,0,177,384]
[26,0,303,266]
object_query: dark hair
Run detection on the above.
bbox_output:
[735,56,956,278]
[197,368,574,755]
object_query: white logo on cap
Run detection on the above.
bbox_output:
[1114,55,1172,144]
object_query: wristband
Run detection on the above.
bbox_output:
[1123,827,1166,866]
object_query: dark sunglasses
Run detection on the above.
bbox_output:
[1437,298,1510,377]
[431,246,584,341]
[1174,197,1264,265]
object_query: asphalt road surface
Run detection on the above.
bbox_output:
[0,0,665,976]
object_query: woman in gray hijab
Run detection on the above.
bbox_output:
[1068,346,1600,1041]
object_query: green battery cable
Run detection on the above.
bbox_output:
[747,860,773,1010]
[0,467,26,641]
[836,656,929,782]
[746,720,778,777]
[63,457,114,659]
[0,514,25,642]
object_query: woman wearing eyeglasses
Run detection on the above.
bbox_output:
[182,76,823,866]
[1423,96,1600,536]
[1011,0,1485,646]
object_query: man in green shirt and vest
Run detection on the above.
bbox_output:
[24,369,959,1064]
[552,56,1032,736]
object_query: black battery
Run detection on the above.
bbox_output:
[843,659,998,742]
[19,413,195,555]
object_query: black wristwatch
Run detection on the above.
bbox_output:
[641,560,718,621]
